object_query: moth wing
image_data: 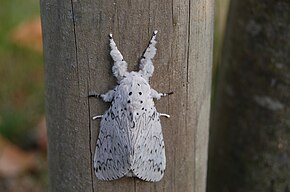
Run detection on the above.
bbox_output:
[94,108,131,180]
[132,109,166,182]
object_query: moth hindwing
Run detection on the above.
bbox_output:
[91,31,171,182]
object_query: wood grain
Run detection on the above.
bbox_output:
[40,0,214,191]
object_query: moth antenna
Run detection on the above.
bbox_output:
[109,33,128,82]
[139,30,158,81]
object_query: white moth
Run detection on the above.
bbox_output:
[90,31,172,182]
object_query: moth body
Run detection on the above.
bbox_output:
[91,31,171,182]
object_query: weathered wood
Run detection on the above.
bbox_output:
[40,0,214,191]
[207,1,290,192]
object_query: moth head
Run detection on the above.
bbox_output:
[119,72,151,111]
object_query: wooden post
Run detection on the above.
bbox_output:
[40,0,214,191]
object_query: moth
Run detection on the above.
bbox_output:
[89,31,172,182]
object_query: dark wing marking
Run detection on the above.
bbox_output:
[93,107,131,180]
[131,108,166,182]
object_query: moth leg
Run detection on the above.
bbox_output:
[160,113,170,118]
[151,89,174,100]
[89,89,115,102]
[160,91,174,97]
[88,91,100,98]
[92,115,103,120]
[100,89,115,102]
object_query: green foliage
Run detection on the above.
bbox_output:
[0,0,44,147]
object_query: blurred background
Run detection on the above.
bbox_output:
[0,0,47,191]
[208,0,290,191]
